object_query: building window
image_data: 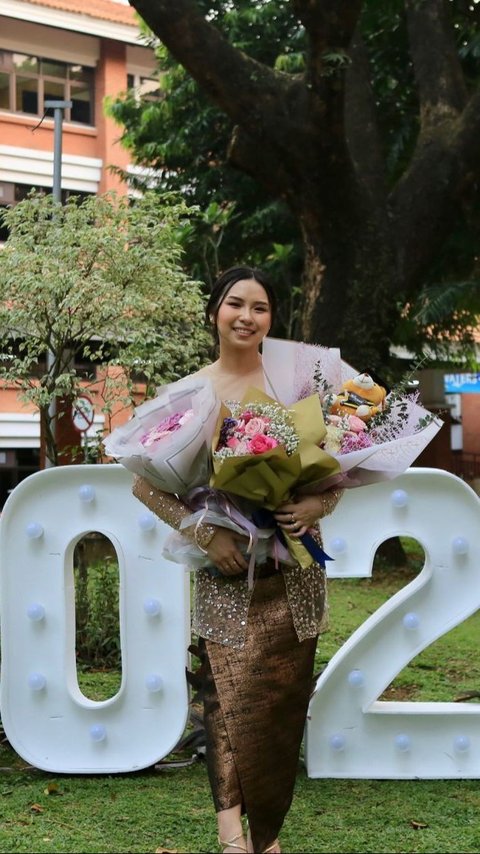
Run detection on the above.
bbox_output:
[0,51,94,125]
[127,72,161,103]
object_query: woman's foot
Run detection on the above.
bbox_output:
[218,831,247,853]
[246,828,281,853]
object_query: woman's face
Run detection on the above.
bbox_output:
[214,278,272,351]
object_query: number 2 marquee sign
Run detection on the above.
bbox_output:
[0,465,479,777]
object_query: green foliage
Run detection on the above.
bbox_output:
[0,191,210,462]
[108,0,480,357]
[395,278,480,368]
[105,2,304,332]
[74,556,121,669]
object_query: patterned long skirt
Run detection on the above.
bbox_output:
[199,571,317,853]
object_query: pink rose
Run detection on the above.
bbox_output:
[347,415,367,433]
[248,434,279,455]
[241,410,254,422]
[244,417,270,436]
[227,436,240,449]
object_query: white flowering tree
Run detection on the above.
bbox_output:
[0,191,210,465]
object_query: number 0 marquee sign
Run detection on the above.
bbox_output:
[0,465,479,778]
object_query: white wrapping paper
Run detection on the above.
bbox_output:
[262,337,443,488]
[103,375,220,495]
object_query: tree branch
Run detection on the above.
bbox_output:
[390,5,480,291]
[227,126,296,202]
[344,27,388,211]
[292,0,364,129]
[128,0,290,131]
[293,0,363,51]
[405,0,468,128]
[390,93,480,292]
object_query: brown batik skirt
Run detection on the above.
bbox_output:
[199,570,317,853]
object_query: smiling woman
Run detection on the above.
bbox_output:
[131,265,343,854]
[197,267,276,403]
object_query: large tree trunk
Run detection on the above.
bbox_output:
[296,200,399,369]
[128,0,480,365]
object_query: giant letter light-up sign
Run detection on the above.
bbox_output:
[0,465,189,773]
[0,465,479,777]
[307,467,480,778]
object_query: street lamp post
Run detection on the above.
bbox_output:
[44,99,72,203]
[43,100,72,467]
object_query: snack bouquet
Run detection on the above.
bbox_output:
[103,375,220,495]
[209,386,341,572]
[262,337,443,488]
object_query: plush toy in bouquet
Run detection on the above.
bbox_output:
[320,370,389,455]
[326,371,388,421]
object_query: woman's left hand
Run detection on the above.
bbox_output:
[274,494,327,538]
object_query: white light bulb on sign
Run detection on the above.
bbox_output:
[329,733,346,751]
[143,598,161,617]
[78,484,95,503]
[27,603,45,622]
[402,612,420,630]
[28,672,46,691]
[90,724,107,742]
[454,735,470,753]
[391,489,409,508]
[145,674,163,693]
[138,513,156,532]
[330,537,347,555]
[394,734,411,752]
[347,669,365,688]
[452,537,469,556]
[26,522,44,539]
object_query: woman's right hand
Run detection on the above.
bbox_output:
[206,528,249,576]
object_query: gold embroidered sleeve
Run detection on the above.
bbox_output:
[131,475,217,551]
[319,487,343,518]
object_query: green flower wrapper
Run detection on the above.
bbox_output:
[210,387,341,568]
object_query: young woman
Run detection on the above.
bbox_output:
[132,266,341,853]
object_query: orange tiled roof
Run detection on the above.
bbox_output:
[15,0,137,26]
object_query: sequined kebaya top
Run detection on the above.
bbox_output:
[132,474,342,649]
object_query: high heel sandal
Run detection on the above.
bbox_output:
[246,826,280,853]
[218,831,247,853]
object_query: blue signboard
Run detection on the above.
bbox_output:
[444,373,480,394]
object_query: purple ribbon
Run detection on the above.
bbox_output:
[186,487,291,588]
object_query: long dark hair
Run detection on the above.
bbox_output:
[206,266,277,328]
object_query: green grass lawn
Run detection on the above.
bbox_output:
[2,539,480,853]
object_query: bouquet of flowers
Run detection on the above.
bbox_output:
[210,388,339,507]
[262,337,443,488]
[164,387,341,582]
[102,375,220,495]
[208,387,341,577]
